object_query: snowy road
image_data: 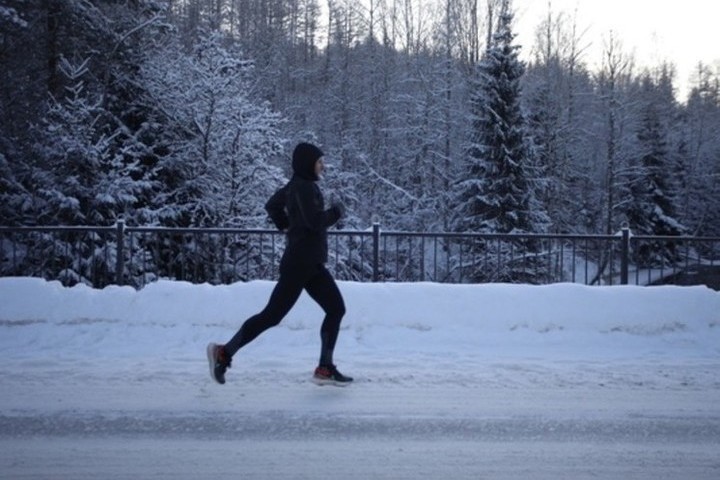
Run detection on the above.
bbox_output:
[4,437,719,480]
[2,361,719,480]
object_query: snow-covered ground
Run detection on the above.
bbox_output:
[1,277,719,479]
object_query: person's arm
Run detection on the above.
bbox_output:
[293,181,342,231]
[265,185,289,230]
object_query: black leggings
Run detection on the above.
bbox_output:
[224,263,345,366]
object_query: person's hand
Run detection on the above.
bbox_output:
[331,201,345,219]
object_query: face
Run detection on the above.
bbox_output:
[314,157,324,177]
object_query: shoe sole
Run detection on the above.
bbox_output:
[206,343,224,385]
[312,376,352,387]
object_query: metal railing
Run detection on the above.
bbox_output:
[1,222,718,289]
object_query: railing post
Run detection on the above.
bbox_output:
[620,224,630,285]
[372,222,380,282]
[115,219,125,286]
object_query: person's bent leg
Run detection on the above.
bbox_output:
[224,267,306,357]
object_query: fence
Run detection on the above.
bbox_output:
[1,222,719,289]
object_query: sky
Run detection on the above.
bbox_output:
[513,0,720,101]
[1,277,719,477]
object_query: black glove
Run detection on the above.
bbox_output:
[331,201,345,219]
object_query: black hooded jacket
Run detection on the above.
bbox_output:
[265,143,341,267]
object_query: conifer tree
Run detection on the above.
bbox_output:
[626,75,686,265]
[629,77,684,229]
[453,0,543,235]
[451,0,547,282]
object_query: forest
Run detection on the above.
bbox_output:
[1,0,719,285]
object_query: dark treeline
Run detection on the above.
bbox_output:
[1,0,719,284]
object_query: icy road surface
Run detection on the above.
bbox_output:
[1,360,719,480]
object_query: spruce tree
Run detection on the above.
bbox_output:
[628,75,686,265]
[451,0,547,282]
[454,1,544,235]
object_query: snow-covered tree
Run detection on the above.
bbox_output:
[452,1,544,236]
[450,0,548,282]
[31,57,112,225]
[594,32,639,235]
[0,153,31,225]
[140,31,285,227]
[626,73,687,265]
[679,64,720,236]
[523,4,595,233]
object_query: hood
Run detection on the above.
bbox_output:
[292,142,324,181]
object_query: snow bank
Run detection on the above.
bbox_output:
[1,277,718,362]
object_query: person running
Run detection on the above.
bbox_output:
[207,142,353,386]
